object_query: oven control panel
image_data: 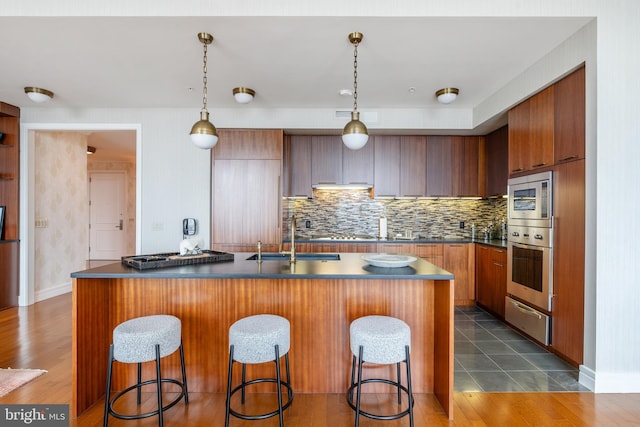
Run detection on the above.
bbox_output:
[507,225,552,248]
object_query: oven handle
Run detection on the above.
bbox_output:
[509,299,543,320]
[509,241,549,251]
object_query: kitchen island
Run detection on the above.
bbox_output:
[70,252,454,419]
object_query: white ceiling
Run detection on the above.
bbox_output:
[0,16,591,159]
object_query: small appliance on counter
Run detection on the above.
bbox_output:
[378,216,387,240]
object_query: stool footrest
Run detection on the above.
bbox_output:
[346,378,414,421]
[228,378,294,420]
[107,378,187,421]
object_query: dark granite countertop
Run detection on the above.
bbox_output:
[71,252,454,280]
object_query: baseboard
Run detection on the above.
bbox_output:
[35,281,72,302]
[582,366,640,393]
[579,365,595,391]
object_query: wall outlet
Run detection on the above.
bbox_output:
[459,221,465,229]
[305,220,311,229]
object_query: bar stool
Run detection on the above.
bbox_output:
[225,314,294,427]
[103,315,188,427]
[347,315,414,427]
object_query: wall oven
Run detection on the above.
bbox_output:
[506,171,554,346]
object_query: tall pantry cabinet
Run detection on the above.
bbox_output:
[0,102,20,310]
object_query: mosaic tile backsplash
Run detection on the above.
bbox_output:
[283,189,507,240]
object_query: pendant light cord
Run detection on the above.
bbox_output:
[202,40,208,111]
[352,40,359,112]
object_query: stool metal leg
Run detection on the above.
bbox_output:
[154,344,164,427]
[179,340,189,404]
[137,362,142,405]
[225,345,234,427]
[274,344,284,427]
[241,363,247,404]
[405,345,414,427]
[396,362,402,404]
[354,345,364,427]
[103,344,115,427]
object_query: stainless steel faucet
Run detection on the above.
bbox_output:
[280,215,297,263]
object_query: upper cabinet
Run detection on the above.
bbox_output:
[484,126,509,197]
[554,67,585,163]
[399,136,427,197]
[508,86,554,174]
[343,138,374,185]
[508,66,585,176]
[453,136,480,197]
[373,135,401,197]
[311,135,343,185]
[284,135,312,197]
[425,136,453,197]
[213,129,282,160]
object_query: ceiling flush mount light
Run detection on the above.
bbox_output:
[342,32,368,150]
[189,32,218,150]
[24,87,54,103]
[233,87,255,104]
[436,87,459,104]
[86,146,96,155]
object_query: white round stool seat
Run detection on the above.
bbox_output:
[350,315,411,364]
[229,314,290,364]
[113,315,182,363]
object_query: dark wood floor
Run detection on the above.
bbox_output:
[1,294,640,426]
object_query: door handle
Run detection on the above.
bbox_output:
[115,219,123,230]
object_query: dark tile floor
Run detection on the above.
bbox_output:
[454,305,590,392]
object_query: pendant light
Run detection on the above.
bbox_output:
[190,32,219,149]
[342,32,369,150]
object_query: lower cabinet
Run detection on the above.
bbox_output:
[0,241,19,310]
[414,243,444,267]
[475,244,507,319]
[443,243,475,306]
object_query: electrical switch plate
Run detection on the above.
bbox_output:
[305,220,311,228]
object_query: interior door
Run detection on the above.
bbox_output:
[89,172,126,259]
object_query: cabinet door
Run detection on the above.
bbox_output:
[399,136,427,197]
[491,247,507,318]
[552,159,585,366]
[528,85,555,170]
[212,159,281,245]
[453,136,480,197]
[343,139,374,185]
[285,136,312,197]
[0,242,19,310]
[508,100,529,174]
[311,136,342,185]
[373,136,401,197]
[214,129,283,160]
[485,126,509,197]
[377,243,412,254]
[475,245,493,309]
[555,67,585,163]
[414,243,444,267]
[426,136,453,197]
[443,243,475,306]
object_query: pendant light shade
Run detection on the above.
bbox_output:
[342,111,369,150]
[190,32,219,150]
[342,32,369,150]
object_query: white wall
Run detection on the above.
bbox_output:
[12,0,640,393]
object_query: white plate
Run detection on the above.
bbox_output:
[362,254,417,268]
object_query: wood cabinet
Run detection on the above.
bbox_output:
[284,135,312,197]
[475,244,507,319]
[443,243,475,306]
[425,136,453,197]
[211,129,282,251]
[414,243,444,267]
[0,102,20,310]
[484,126,509,197]
[551,159,585,366]
[508,85,555,175]
[311,136,342,185]
[453,136,480,196]
[399,136,427,197]
[554,67,586,164]
[342,139,374,185]
[373,136,401,197]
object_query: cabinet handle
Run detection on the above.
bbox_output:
[558,155,578,163]
[511,167,524,173]
[510,300,543,320]
[531,162,547,168]
[493,262,504,267]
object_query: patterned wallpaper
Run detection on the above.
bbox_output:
[87,159,137,255]
[283,189,507,241]
[34,132,88,296]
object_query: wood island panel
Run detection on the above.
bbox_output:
[72,276,454,419]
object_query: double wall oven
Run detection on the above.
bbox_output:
[505,171,554,345]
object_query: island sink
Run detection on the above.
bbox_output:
[246,253,341,261]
